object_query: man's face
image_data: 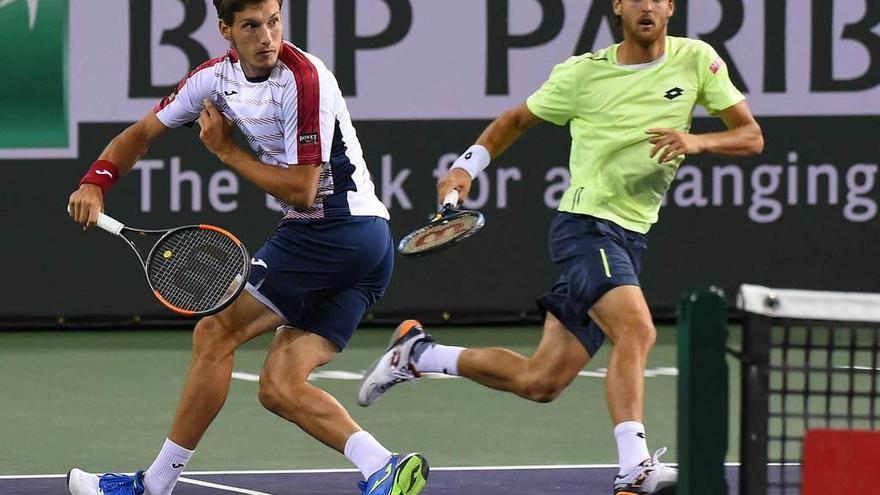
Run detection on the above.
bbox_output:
[220,0,283,77]
[614,0,674,46]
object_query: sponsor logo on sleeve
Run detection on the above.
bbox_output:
[709,56,725,75]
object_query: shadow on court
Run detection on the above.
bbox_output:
[0,465,785,494]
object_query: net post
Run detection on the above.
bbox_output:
[739,312,770,494]
[677,286,729,494]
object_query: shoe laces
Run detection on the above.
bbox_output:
[650,447,668,466]
[379,365,421,392]
[98,471,144,495]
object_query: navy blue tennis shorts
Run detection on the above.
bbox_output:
[245,216,393,350]
[536,212,648,357]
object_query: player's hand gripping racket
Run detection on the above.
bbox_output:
[397,190,485,257]
[72,208,250,316]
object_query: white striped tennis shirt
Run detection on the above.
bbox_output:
[153,41,389,222]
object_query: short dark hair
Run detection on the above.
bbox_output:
[213,0,283,26]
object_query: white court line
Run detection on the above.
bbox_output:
[178,476,274,495]
[232,371,367,382]
[2,462,772,479]
[0,465,604,480]
[0,474,67,479]
[231,371,259,382]
[231,368,678,383]
[835,365,880,372]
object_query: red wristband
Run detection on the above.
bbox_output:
[79,160,120,195]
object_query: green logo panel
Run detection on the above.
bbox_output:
[0,0,68,148]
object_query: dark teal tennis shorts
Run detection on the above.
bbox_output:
[537,212,648,357]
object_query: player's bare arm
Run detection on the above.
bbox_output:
[198,99,321,208]
[68,112,168,226]
[438,103,542,203]
[646,100,764,163]
[476,103,544,158]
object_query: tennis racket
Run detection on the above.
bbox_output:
[397,190,485,257]
[74,209,250,316]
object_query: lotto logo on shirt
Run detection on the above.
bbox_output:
[0,0,68,149]
[298,133,319,145]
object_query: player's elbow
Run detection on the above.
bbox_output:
[749,122,764,155]
[283,193,314,209]
[282,186,318,209]
[280,164,321,209]
[745,122,764,156]
[751,133,765,156]
[507,103,540,132]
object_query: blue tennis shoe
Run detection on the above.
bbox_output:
[67,468,145,495]
[357,453,429,495]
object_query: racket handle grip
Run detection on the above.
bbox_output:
[96,212,124,236]
[442,190,460,208]
[67,205,124,235]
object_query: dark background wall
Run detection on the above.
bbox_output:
[5,116,878,321]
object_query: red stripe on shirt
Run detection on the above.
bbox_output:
[152,49,238,113]
[277,43,322,164]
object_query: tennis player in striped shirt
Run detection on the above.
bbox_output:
[67,2,427,495]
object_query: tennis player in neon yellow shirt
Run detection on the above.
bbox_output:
[359,1,763,493]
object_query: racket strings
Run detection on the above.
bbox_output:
[147,229,246,313]
[400,214,482,255]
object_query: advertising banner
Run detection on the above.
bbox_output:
[1,0,877,320]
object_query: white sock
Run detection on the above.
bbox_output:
[412,342,465,375]
[344,431,393,479]
[614,421,650,474]
[144,438,194,495]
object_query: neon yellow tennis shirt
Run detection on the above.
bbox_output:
[526,36,745,233]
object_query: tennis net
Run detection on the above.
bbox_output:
[736,284,880,494]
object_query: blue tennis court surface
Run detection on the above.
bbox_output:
[0,464,778,494]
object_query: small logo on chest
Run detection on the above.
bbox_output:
[299,132,318,144]
[224,90,238,97]
[664,87,684,100]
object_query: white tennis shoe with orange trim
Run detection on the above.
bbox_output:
[357,320,432,407]
[613,448,677,494]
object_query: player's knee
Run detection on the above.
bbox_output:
[191,316,237,362]
[636,322,657,349]
[257,382,280,414]
[616,321,656,354]
[257,370,287,414]
[520,375,565,403]
[258,369,308,417]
